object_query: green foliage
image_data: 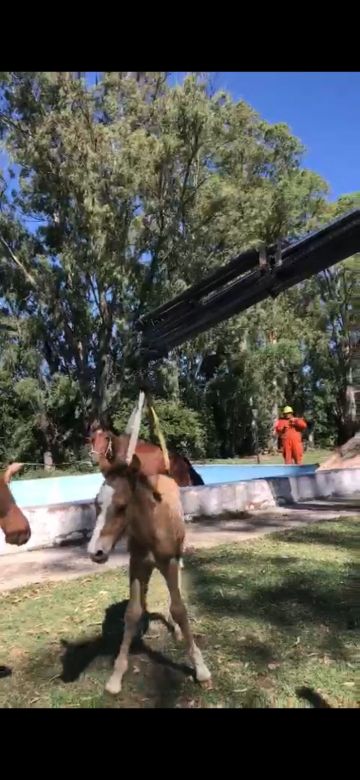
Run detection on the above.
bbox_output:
[0,72,358,463]
[113,398,207,458]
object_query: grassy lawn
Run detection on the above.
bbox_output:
[200,448,332,466]
[0,517,358,708]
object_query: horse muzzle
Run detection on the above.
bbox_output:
[89,450,100,465]
[5,528,31,546]
[91,549,109,564]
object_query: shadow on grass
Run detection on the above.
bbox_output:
[0,666,12,679]
[275,523,360,552]
[296,687,332,708]
[288,500,360,512]
[57,600,194,708]
[185,522,359,662]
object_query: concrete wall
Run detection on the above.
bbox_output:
[267,468,360,504]
[0,501,96,556]
[181,478,276,517]
[1,468,359,556]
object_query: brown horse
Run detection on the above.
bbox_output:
[88,424,204,487]
[89,453,211,695]
[0,463,31,546]
[0,463,31,679]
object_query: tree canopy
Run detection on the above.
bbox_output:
[0,72,358,466]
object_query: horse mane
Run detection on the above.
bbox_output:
[89,417,203,487]
[100,455,162,503]
[89,414,119,436]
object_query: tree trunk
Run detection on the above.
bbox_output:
[344,379,357,440]
[268,383,279,453]
[38,412,55,470]
[308,428,315,449]
[249,396,261,463]
[43,451,54,471]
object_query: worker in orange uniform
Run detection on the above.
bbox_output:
[274,406,307,465]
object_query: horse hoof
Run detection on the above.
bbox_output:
[173,625,183,642]
[196,664,212,685]
[199,677,213,690]
[105,675,122,695]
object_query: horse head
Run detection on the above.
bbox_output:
[90,455,161,564]
[87,420,115,464]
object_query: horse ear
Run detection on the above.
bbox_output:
[99,411,115,432]
[89,419,101,434]
[98,455,112,476]
[129,454,141,472]
[4,463,24,484]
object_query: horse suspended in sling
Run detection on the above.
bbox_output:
[88,453,211,695]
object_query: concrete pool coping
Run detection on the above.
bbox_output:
[1,467,359,557]
[8,463,318,508]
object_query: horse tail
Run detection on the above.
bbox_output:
[181,455,204,486]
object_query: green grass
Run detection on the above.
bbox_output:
[0,517,358,708]
[200,448,332,466]
[12,463,98,481]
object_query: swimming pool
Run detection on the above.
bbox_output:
[10,463,317,508]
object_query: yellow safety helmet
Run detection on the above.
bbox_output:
[282,405,293,415]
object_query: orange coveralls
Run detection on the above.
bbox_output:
[274,417,307,465]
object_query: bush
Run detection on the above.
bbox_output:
[113,397,207,459]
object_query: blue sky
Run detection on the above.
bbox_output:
[169,72,360,201]
[1,72,359,206]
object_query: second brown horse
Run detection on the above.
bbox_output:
[88,423,204,487]
[0,463,31,678]
[0,463,31,546]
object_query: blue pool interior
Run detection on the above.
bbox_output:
[10,463,317,508]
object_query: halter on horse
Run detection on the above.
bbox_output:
[89,428,114,461]
[87,392,203,487]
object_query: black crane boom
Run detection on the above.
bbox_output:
[135,209,360,361]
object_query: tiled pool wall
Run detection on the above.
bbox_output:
[1,465,359,557]
[9,464,317,508]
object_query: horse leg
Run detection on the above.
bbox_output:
[105,555,145,695]
[163,558,183,641]
[139,558,156,626]
[134,556,179,640]
[137,560,182,639]
[139,561,176,636]
[140,563,153,612]
[166,609,183,641]
[160,558,211,685]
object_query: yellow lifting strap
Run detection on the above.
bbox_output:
[124,388,171,474]
[147,401,171,473]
